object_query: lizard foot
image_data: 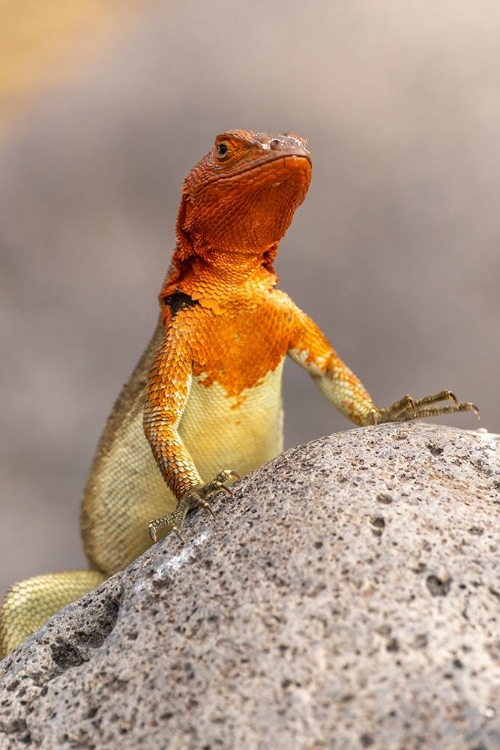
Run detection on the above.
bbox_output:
[148,470,240,544]
[372,390,479,424]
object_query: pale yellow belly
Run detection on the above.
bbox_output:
[180,359,284,481]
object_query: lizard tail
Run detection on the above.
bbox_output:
[0,570,107,657]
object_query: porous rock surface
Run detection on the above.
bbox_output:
[1,423,499,750]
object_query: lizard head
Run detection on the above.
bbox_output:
[175,130,312,262]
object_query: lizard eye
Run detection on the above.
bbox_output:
[216,142,230,161]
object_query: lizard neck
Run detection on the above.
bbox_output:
[161,241,279,303]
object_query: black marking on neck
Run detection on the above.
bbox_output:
[162,292,199,318]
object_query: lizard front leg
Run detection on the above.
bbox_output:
[287,305,478,426]
[144,323,238,543]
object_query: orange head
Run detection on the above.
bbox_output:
[174,130,312,262]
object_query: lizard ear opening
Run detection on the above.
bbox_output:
[174,191,195,263]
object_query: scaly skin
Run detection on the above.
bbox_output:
[0,130,478,656]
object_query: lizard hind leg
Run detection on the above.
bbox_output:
[0,569,107,657]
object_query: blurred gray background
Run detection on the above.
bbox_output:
[1,0,499,601]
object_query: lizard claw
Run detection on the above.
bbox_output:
[374,390,479,424]
[148,469,240,544]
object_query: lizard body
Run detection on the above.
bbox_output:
[0,130,477,656]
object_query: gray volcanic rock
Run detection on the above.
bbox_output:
[0,423,499,750]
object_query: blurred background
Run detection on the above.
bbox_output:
[1,0,498,600]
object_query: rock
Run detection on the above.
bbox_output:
[0,423,499,750]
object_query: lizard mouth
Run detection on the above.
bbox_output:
[198,150,312,194]
[214,148,310,175]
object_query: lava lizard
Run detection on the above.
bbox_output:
[0,130,477,656]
